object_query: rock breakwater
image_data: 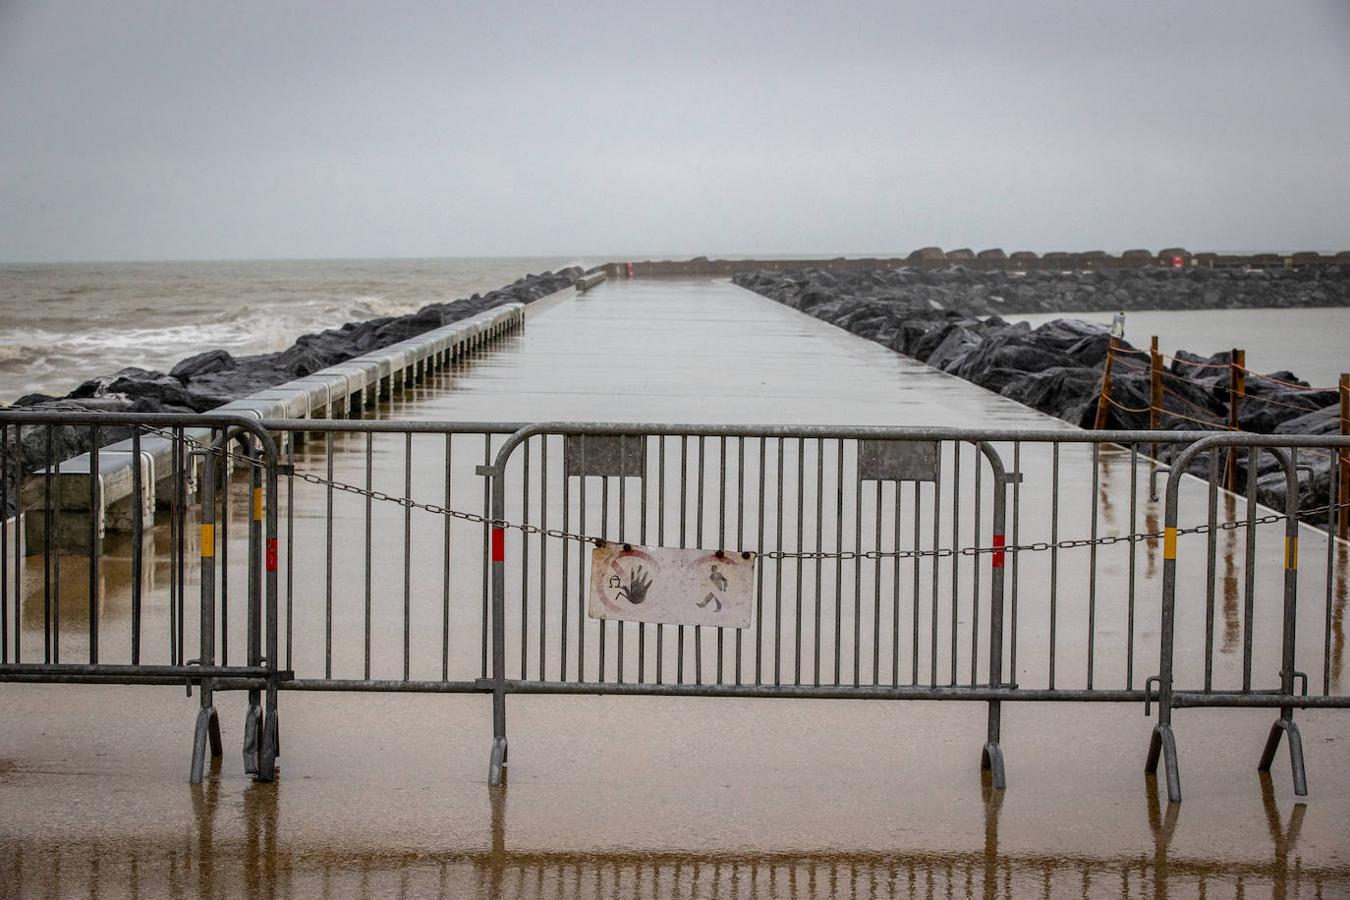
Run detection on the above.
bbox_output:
[734,266,1349,519]
[2,268,581,518]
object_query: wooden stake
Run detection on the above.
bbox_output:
[1093,335,1119,430]
[1225,348,1246,491]
[1149,336,1162,458]
[1339,372,1349,541]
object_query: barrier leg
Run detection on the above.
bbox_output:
[189,704,218,785]
[207,707,222,758]
[1145,723,1182,803]
[257,709,278,782]
[1258,717,1308,797]
[980,700,1006,789]
[242,703,261,775]
[488,693,508,786]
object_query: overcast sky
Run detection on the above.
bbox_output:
[1,0,1348,263]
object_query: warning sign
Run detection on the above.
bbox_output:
[588,544,756,629]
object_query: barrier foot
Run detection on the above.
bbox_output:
[207,707,222,758]
[1145,723,1182,803]
[1258,717,1308,797]
[189,704,217,785]
[488,736,508,786]
[256,710,278,783]
[241,703,261,775]
[980,742,1006,790]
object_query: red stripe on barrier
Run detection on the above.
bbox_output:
[266,538,278,572]
[991,533,1006,569]
[491,527,505,562]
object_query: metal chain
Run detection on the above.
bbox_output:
[142,425,1347,559]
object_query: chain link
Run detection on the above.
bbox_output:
[145,425,1348,560]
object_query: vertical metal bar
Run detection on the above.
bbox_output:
[403,432,412,681]
[1049,443,1059,690]
[892,479,902,686]
[364,432,373,681]
[794,438,804,686]
[561,436,570,682]
[166,430,177,665]
[444,434,453,682]
[853,445,863,687]
[52,427,61,663]
[42,426,52,663]
[950,443,960,685]
[1010,441,1020,683]
[695,436,705,685]
[617,436,625,684]
[539,434,548,683]
[221,436,231,667]
[1127,443,1139,690]
[175,427,185,667]
[930,450,942,686]
[482,434,491,680]
[87,424,99,663]
[776,438,785,686]
[247,436,263,729]
[679,436,687,684]
[639,435,648,683]
[286,431,295,673]
[912,480,920,685]
[813,438,824,687]
[599,470,608,683]
[324,430,333,679]
[131,427,143,665]
[719,435,728,684]
[521,438,531,681]
[756,437,766,685]
[578,437,587,681]
[737,436,746,685]
[873,480,882,685]
[657,436,665,684]
[1242,447,1259,692]
[1087,443,1099,690]
[834,438,844,685]
[971,451,982,686]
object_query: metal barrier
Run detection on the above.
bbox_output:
[0,410,283,782]
[1147,432,1350,803]
[4,412,1348,800]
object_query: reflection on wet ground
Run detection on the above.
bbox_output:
[2,280,1348,897]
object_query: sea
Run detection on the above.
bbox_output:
[0,256,592,403]
[1,256,1347,403]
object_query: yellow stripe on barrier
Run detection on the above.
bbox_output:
[253,487,264,521]
[1163,527,1177,560]
[1285,536,1298,570]
[201,524,215,558]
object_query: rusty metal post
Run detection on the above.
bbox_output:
[1150,337,1163,458]
[1093,336,1119,430]
[1224,349,1246,491]
[1340,373,1349,541]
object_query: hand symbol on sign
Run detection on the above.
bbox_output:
[614,566,653,605]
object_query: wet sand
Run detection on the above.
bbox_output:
[2,279,1347,897]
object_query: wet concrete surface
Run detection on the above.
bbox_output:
[3,279,1348,897]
